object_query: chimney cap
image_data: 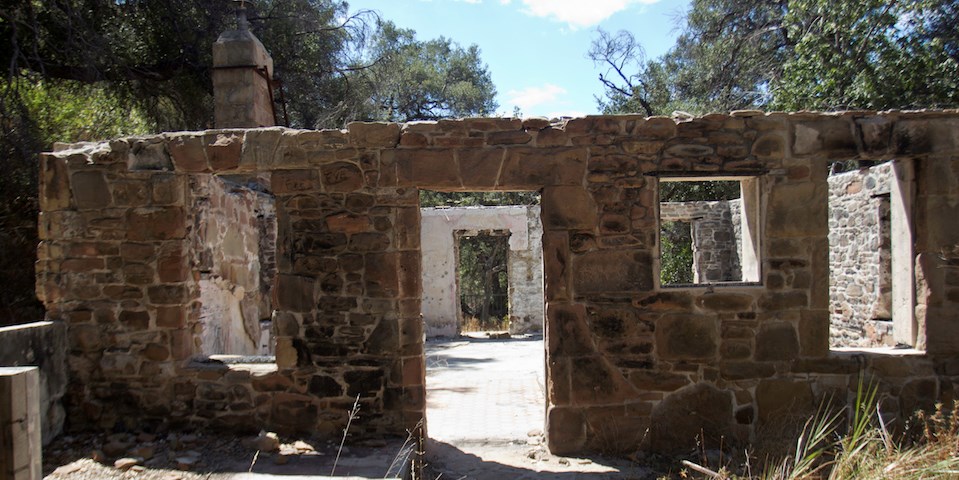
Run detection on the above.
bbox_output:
[232,0,256,31]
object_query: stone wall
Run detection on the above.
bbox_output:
[420,205,544,337]
[511,206,546,334]
[660,200,742,283]
[828,163,895,347]
[36,111,959,455]
[0,321,67,445]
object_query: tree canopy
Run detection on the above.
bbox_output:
[0,0,498,323]
[590,0,959,115]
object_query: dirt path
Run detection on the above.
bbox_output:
[423,335,660,479]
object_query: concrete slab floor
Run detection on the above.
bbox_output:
[424,336,658,479]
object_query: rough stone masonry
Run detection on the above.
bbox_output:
[36,110,959,455]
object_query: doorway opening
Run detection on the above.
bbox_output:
[455,229,510,333]
[418,190,547,456]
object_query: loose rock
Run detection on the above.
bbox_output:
[114,457,142,471]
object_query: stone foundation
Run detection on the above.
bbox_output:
[0,321,67,445]
[36,111,959,454]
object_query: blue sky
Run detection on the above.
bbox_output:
[344,0,691,118]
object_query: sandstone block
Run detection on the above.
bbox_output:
[399,132,428,147]
[392,149,456,188]
[156,306,186,328]
[664,143,714,157]
[720,361,775,380]
[758,291,808,310]
[893,120,933,155]
[794,120,857,157]
[766,182,827,238]
[275,337,297,368]
[206,133,242,171]
[628,371,689,392]
[150,174,185,205]
[144,284,187,307]
[457,148,503,188]
[347,122,400,148]
[756,378,813,423]
[571,250,653,294]
[499,147,586,188]
[344,369,384,397]
[272,169,318,194]
[350,233,390,252]
[321,162,364,192]
[655,314,718,360]
[365,252,399,298]
[634,291,694,311]
[584,406,649,453]
[546,406,586,455]
[649,383,734,454]
[129,138,173,171]
[750,132,786,160]
[542,231,570,301]
[569,356,637,405]
[273,275,316,312]
[326,213,371,234]
[799,310,829,357]
[487,130,531,145]
[546,303,593,357]
[72,171,112,209]
[142,343,170,361]
[541,186,597,230]
[126,208,187,241]
[754,322,799,361]
[167,134,210,172]
[695,293,755,312]
[40,155,71,211]
[633,117,676,138]
[536,127,568,147]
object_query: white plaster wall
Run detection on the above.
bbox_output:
[509,206,545,334]
[420,206,545,337]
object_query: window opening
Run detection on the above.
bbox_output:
[193,176,277,360]
[827,161,908,348]
[658,177,761,287]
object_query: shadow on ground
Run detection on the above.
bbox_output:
[423,439,662,480]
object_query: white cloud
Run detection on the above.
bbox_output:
[505,84,567,113]
[517,0,660,29]
[547,110,587,119]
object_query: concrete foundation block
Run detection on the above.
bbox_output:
[0,367,41,480]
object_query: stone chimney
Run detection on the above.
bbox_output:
[212,0,275,128]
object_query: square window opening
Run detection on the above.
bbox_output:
[658,177,762,287]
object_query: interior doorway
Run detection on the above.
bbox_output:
[418,191,548,465]
[455,229,510,333]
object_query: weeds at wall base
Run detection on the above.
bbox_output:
[664,378,959,480]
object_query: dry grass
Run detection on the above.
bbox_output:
[459,315,508,333]
[672,379,959,480]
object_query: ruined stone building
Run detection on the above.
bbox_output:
[10,17,959,467]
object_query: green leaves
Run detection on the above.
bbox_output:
[350,21,497,122]
[594,0,959,114]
